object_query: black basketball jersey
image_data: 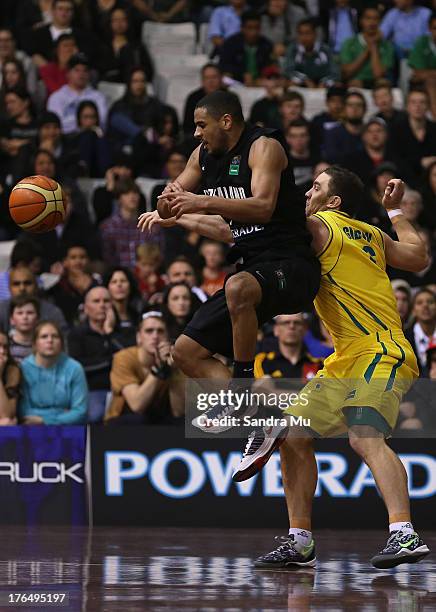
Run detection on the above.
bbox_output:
[198,125,312,265]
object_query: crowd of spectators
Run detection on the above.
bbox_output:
[0,0,435,431]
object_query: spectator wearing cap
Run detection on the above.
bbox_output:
[310,85,346,151]
[340,6,395,88]
[218,12,275,86]
[39,33,78,96]
[405,288,436,373]
[323,91,366,164]
[260,0,306,58]
[372,82,407,130]
[284,18,339,87]
[409,12,436,119]
[208,0,247,52]
[345,117,402,184]
[29,0,92,67]
[381,0,431,60]
[249,66,285,129]
[47,53,108,134]
[99,179,163,269]
[183,64,225,137]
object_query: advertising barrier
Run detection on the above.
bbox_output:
[0,426,87,525]
[90,426,436,528]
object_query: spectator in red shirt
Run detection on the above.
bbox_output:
[200,240,228,297]
[39,33,77,96]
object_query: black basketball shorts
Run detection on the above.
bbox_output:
[183,253,321,359]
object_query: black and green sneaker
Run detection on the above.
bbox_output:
[254,535,316,569]
[371,530,430,569]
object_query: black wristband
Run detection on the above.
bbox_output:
[150,363,172,380]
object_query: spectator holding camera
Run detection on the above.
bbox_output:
[92,156,146,226]
[105,312,184,424]
[0,328,20,426]
[19,320,88,425]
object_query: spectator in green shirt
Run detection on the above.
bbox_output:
[340,6,395,88]
[409,12,436,118]
[284,18,339,88]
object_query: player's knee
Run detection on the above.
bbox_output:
[348,432,382,461]
[225,274,259,313]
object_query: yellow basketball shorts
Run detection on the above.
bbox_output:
[284,330,419,436]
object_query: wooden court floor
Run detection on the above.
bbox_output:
[0,527,434,611]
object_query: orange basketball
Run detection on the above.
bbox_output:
[9,175,67,233]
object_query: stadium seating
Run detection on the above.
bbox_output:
[142,22,197,56]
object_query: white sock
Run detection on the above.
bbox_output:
[288,527,312,551]
[389,521,414,534]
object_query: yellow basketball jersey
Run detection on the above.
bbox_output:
[313,210,402,353]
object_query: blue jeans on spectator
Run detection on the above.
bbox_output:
[88,390,109,423]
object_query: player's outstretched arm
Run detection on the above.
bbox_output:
[137,210,232,243]
[381,179,429,272]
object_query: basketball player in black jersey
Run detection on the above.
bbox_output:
[138,91,320,432]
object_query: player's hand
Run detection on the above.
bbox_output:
[382,179,405,210]
[137,210,178,232]
[162,180,184,196]
[160,191,207,218]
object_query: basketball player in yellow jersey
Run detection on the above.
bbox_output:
[233,167,431,570]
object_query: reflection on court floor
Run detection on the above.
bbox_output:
[0,527,434,611]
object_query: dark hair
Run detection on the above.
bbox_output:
[196,90,244,124]
[413,287,436,306]
[115,178,141,198]
[407,87,430,103]
[4,85,30,102]
[280,90,305,107]
[32,320,65,351]
[55,32,76,47]
[103,266,142,323]
[60,242,89,260]
[345,90,367,109]
[9,295,40,318]
[297,17,317,30]
[53,0,74,9]
[359,5,380,19]
[201,63,222,76]
[287,118,310,131]
[324,166,364,216]
[429,11,436,25]
[76,100,100,126]
[161,282,196,342]
[10,240,42,268]
[0,326,17,384]
[33,148,56,175]
[1,58,26,90]
[241,11,261,26]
